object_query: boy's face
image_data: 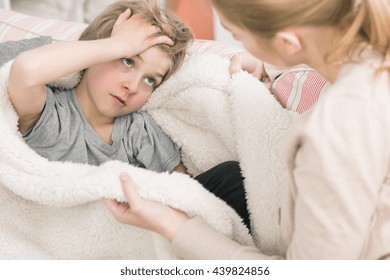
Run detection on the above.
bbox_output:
[79,46,171,121]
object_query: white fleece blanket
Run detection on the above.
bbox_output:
[0,53,295,259]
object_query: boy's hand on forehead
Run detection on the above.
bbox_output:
[111,9,174,58]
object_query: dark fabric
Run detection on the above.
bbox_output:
[195,161,251,231]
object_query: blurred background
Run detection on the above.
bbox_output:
[0,0,240,46]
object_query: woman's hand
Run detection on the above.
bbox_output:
[229,52,267,79]
[104,173,189,241]
[111,9,174,58]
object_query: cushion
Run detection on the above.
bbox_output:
[0,9,86,42]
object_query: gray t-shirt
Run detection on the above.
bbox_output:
[23,87,180,172]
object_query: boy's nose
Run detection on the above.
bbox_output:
[122,77,140,94]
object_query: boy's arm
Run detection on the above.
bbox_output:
[8,39,118,133]
[8,9,172,133]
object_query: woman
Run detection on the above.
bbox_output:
[105,0,390,259]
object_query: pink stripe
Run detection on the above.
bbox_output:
[39,22,80,39]
[14,16,46,28]
[273,72,295,108]
[0,9,21,20]
[296,72,328,113]
[264,82,272,93]
[188,40,243,59]
[3,28,30,41]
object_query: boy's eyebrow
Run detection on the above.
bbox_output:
[136,54,166,79]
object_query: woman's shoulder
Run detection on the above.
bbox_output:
[335,49,389,95]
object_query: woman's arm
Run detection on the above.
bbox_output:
[285,88,387,259]
[172,216,281,259]
[188,40,266,79]
[104,172,280,260]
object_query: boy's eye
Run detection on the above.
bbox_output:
[144,77,156,87]
[122,58,134,68]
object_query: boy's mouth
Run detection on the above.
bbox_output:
[110,94,126,106]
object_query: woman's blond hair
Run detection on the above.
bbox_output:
[79,0,194,82]
[211,0,390,74]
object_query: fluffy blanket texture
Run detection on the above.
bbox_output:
[0,53,295,259]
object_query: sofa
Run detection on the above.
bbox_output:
[0,8,320,259]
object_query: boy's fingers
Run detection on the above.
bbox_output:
[152,35,174,47]
[122,8,132,18]
[114,8,132,26]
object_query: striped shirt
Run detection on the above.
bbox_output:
[187,40,330,113]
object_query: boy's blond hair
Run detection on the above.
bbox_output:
[79,0,194,82]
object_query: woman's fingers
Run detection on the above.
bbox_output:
[102,198,130,222]
[103,172,189,240]
[229,52,264,79]
[102,198,117,211]
[103,173,138,222]
[229,53,244,75]
[119,172,141,207]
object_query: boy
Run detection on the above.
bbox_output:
[8,0,191,172]
[8,0,250,229]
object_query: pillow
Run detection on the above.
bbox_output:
[0,36,52,66]
[0,9,86,42]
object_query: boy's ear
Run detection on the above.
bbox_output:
[274,31,302,55]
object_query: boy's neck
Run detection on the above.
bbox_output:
[92,123,114,145]
[75,84,115,145]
